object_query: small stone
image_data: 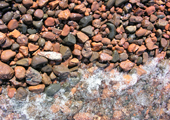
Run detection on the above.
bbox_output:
[69,13,84,21]
[7,19,18,31]
[0,1,9,9]
[81,25,93,37]
[99,53,112,62]
[27,29,37,34]
[28,84,45,93]
[38,38,45,47]
[91,42,103,51]
[34,9,44,19]
[135,27,147,38]
[8,29,21,39]
[63,33,76,46]
[18,23,27,34]
[38,0,48,7]
[45,83,61,96]
[16,58,29,67]
[61,24,70,36]
[136,45,146,55]
[0,61,14,80]
[42,32,56,41]
[92,34,102,42]
[82,41,92,58]
[15,87,28,100]
[22,0,33,8]
[58,9,70,20]
[126,26,136,33]
[45,17,55,27]
[22,14,33,24]
[92,19,101,28]
[53,64,70,79]
[44,41,53,51]
[59,0,68,9]
[150,14,157,22]
[77,31,89,43]
[11,43,20,50]
[19,46,28,56]
[161,38,168,48]
[33,20,43,29]
[143,52,148,63]
[111,50,119,62]
[31,55,48,68]
[79,15,93,28]
[146,6,155,15]
[15,66,26,80]
[38,51,62,61]
[49,1,59,9]
[28,43,39,52]
[8,87,16,98]
[2,11,13,23]
[26,67,42,85]
[91,1,99,11]
[0,32,6,45]
[156,19,168,28]
[41,64,52,73]
[42,73,52,85]
[128,44,136,52]
[28,34,39,42]
[129,16,143,23]
[120,60,135,71]
[1,50,16,62]
[60,45,72,60]
[17,34,28,46]
[119,53,128,61]
[102,38,111,45]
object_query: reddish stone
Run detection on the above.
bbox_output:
[91,42,103,51]
[28,34,39,42]
[74,4,86,13]
[7,19,18,31]
[74,113,93,120]
[77,31,89,43]
[136,45,146,55]
[15,66,26,80]
[92,34,102,42]
[1,50,16,62]
[45,17,55,27]
[91,1,99,11]
[42,32,56,41]
[34,9,44,19]
[8,29,21,39]
[102,38,111,45]
[61,24,70,36]
[28,43,39,52]
[58,9,70,20]
[119,60,135,71]
[136,27,147,38]
[38,0,48,7]
[0,32,6,45]
[49,0,59,9]
[72,49,81,56]
[44,41,53,51]
[146,6,156,15]
[69,13,84,21]
[8,87,16,98]
[19,46,28,57]
[99,53,112,62]
[53,42,60,52]
[0,61,14,80]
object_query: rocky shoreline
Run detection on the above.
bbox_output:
[0,0,170,119]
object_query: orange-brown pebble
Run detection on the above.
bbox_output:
[77,31,89,43]
[8,29,21,38]
[7,19,18,31]
[28,84,45,93]
[119,60,135,71]
[45,17,55,27]
[19,46,28,57]
[15,66,26,80]
[28,43,39,52]
[61,24,70,36]
[1,50,16,62]
[7,87,16,98]
[58,9,70,20]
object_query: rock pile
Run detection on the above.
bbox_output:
[0,0,169,98]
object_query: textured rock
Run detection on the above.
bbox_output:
[120,60,135,71]
[38,51,62,61]
[14,66,26,80]
[77,31,89,43]
[99,53,112,62]
[45,83,61,96]
[0,61,14,80]
[1,50,16,62]
[16,58,29,67]
[53,64,70,79]
[26,67,42,85]
[60,45,72,59]
[63,33,76,46]
[31,55,48,68]
[28,84,45,93]
[15,87,28,100]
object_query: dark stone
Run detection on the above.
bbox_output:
[60,45,72,60]
[79,15,93,28]
[31,55,48,68]
[45,83,61,96]
[111,50,119,62]
[16,58,29,67]
[15,87,28,100]
[62,33,76,46]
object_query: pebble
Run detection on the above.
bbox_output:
[0,32,6,45]
[44,41,53,51]
[1,50,16,62]
[119,53,128,61]
[146,6,155,15]
[58,9,70,20]
[18,23,27,34]
[0,61,14,80]
[77,31,89,43]
[82,41,92,58]
[99,53,112,62]
[28,84,45,93]
[135,27,147,37]
[0,1,9,9]
[115,0,127,6]
[129,15,143,23]
[19,46,28,56]
[16,58,29,67]
[17,34,28,46]
[111,50,119,62]
[8,87,16,98]
[38,0,48,8]
[31,55,48,68]
[26,67,42,85]
[150,14,157,22]
[15,87,28,100]
[92,19,101,28]
[61,24,70,36]
[28,34,39,42]
[160,38,168,48]
[91,1,99,11]
[63,33,76,46]
[2,11,13,23]
[106,23,116,39]
[42,73,52,85]
[81,25,93,37]
[28,43,39,52]
[45,83,61,96]
[119,60,135,71]
[53,64,70,80]
[79,15,93,28]
[22,0,33,8]
[34,9,44,19]
[7,19,18,31]
[42,32,56,41]
[38,51,62,61]
[126,26,136,33]
[38,38,45,47]
[41,64,52,73]
[33,20,43,29]
[60,45,72,60]
[92,34,102,42]
[18,4,27,14]
[156,19,168,28]
[15,66,26,80]
[11,43,20,50]
[22,14,33,24]
[45,17,55,27]
[69,13,84,21]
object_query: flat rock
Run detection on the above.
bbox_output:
[38,51,62,61]
[119,60,135,71]
[63,33,76,46]
[16,58,29,67]
[77,31,89,43]
[26,67,42,85]
[28,84,45,93]
[81,25,93,37]
[1,50,16,62]
[45,83,61,96]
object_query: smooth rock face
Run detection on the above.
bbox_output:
[115,0,127,6]
[14,66,26,80]
[77,31,89,43]
[1,50,16,62]
[38,51,62,61]
[28,84,45,93]
[7,19,18,31]
[120,60,135,71]
[60,45,72,60]
[53,64,70,80]
[31,55,48,68]
[0,61,14,80]
[81,25,93,37]
[16,58,29,67]
[45,83,61,96]
[26,67,42,85]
